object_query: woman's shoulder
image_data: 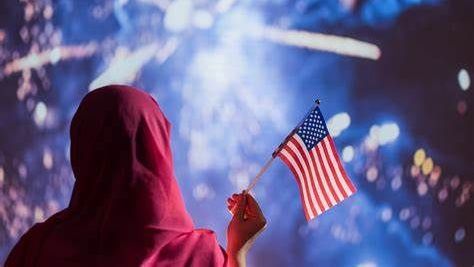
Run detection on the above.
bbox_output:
[4,222,46,266]
[168,228,221,252]
[4,210,68,266]
[158,229,227,267]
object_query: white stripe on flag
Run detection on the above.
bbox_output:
[287,140,321,215]
[293,135,330,212]
[316,141,344,202]
[323,138,354,196]
[280,149,315,219]
[310,148,337,206]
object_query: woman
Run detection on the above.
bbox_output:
[6,85,266,266]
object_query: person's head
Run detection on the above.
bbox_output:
[70,85,170,185]
[68,85,193,233]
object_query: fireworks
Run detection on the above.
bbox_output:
[0,0,472,266]
[3,44,97,77]
[254,27,381,60]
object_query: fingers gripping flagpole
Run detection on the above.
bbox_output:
[245,99,321,193]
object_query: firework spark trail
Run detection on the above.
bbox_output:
[2,43,98,77]
[89,39,179,90]
[138,0,170,11]
[254,27,381,60]
[156,37,180,63]
[215,0,238,13]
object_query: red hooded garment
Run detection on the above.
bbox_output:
[6,85,227,266]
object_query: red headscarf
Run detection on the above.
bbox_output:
[6,85,227,266]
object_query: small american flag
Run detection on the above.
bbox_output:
[276,106,356,220]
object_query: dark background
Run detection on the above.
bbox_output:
[0,0,473,266]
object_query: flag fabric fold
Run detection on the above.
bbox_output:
[276,106,356,220]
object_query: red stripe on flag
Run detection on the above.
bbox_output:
[313,144,341,203]
[278,151,311,220]
[322,138,353,196]
[284,143,318,217]
[327,136,357,194]
[292,135,330,211]
[317,141,344,202]
[301,144,331,212]
[320,138,349,199]
[308,147,335,208]
[289,136,324,214]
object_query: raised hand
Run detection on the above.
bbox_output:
[226,192,266,267]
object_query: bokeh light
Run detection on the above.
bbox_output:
[33,102,48,127]
[0,0,472,266]
[421,157,434,176]
[457,68,470,91]
[342,145,355,163]
[414,148,426,167]
[327,112,351,138]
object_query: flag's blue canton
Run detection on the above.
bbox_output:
[296,107,329,150]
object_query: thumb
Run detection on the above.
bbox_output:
[234,193,248,221]
[245,194,264,218]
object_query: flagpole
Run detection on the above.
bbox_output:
[245,99,321,193]
[244,156,276,193]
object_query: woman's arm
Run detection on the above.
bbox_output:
[226,193,267,267]
[227,252,246,267]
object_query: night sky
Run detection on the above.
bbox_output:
[0,0,473,266]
